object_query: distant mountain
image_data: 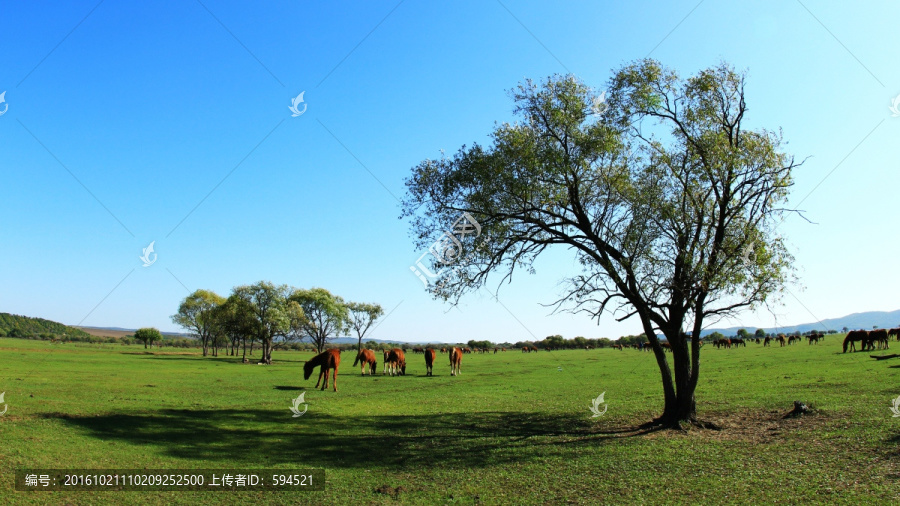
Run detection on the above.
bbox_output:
[700,309,900,337]
[0,313,91,339]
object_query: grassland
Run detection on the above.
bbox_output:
[1,336,898,505]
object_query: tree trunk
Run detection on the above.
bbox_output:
[639,316,700,426]
[669,332,697,423]
[640,318,677,422]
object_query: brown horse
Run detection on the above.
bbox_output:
[424,348,436,376]
[382,350,392,374]
[843,330,867,353]
[763,336,771,347]
[806,333,821,345]
[353,349,377,375]
[777,334,786,347]
[304,349,341,392]
[449,347,462,376]
[386,348,406,376]
[889,328,900,341]
[867,329,889,351]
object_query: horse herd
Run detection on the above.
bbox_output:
[303,346,466,392]
[842,328,899,353]
[301,329,899,391]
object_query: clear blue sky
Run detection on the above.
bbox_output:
[1,0,897,342]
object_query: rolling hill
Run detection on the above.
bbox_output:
[0,313,92,339]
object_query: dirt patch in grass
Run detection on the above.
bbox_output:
[694,408,831,443]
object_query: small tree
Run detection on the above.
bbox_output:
[134,327,162,349]
[232,281,294,364]
[754,328,766,338]
[346,302,384,356]
[171,289,225,356]
[289,288,349,353]
[736,328,749,339]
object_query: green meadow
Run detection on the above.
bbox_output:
[1,336,898,505]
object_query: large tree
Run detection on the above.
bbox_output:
[289,288,349,353]
[402,60,797,426]
[346,302,384,355]
[171,289,225,356]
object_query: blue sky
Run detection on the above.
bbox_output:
[1,0,898,342]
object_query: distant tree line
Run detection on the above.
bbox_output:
[171,281,383,364]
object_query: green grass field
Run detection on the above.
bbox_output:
[2,336,899,505]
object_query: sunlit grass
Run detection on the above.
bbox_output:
[1,336,898,504]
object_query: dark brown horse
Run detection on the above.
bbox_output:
[386,348,406,376]
[867,329,889,351]
[424,348,436,376]
[843,330,867,353]
[449,347,462,376]
[777,334,786,347]
[888,328,900,341]
[304,349,341,392]
[353,349,377,375]
[763,336,771,347]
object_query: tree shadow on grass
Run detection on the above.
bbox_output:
[45,408,660,469]
[131,355,308,365]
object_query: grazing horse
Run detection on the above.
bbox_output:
[777,334,786,347]
[386,348,406,376]
[843,330,867,353]
[449,347,462,376]
[424,348,436,376]
[304,349,341,392]
[353,349,377,375]
[868,329,889,350]
[763,336,771,347]
[806,333,821,345]
[383,350,391,374]
[889,328,900,342]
